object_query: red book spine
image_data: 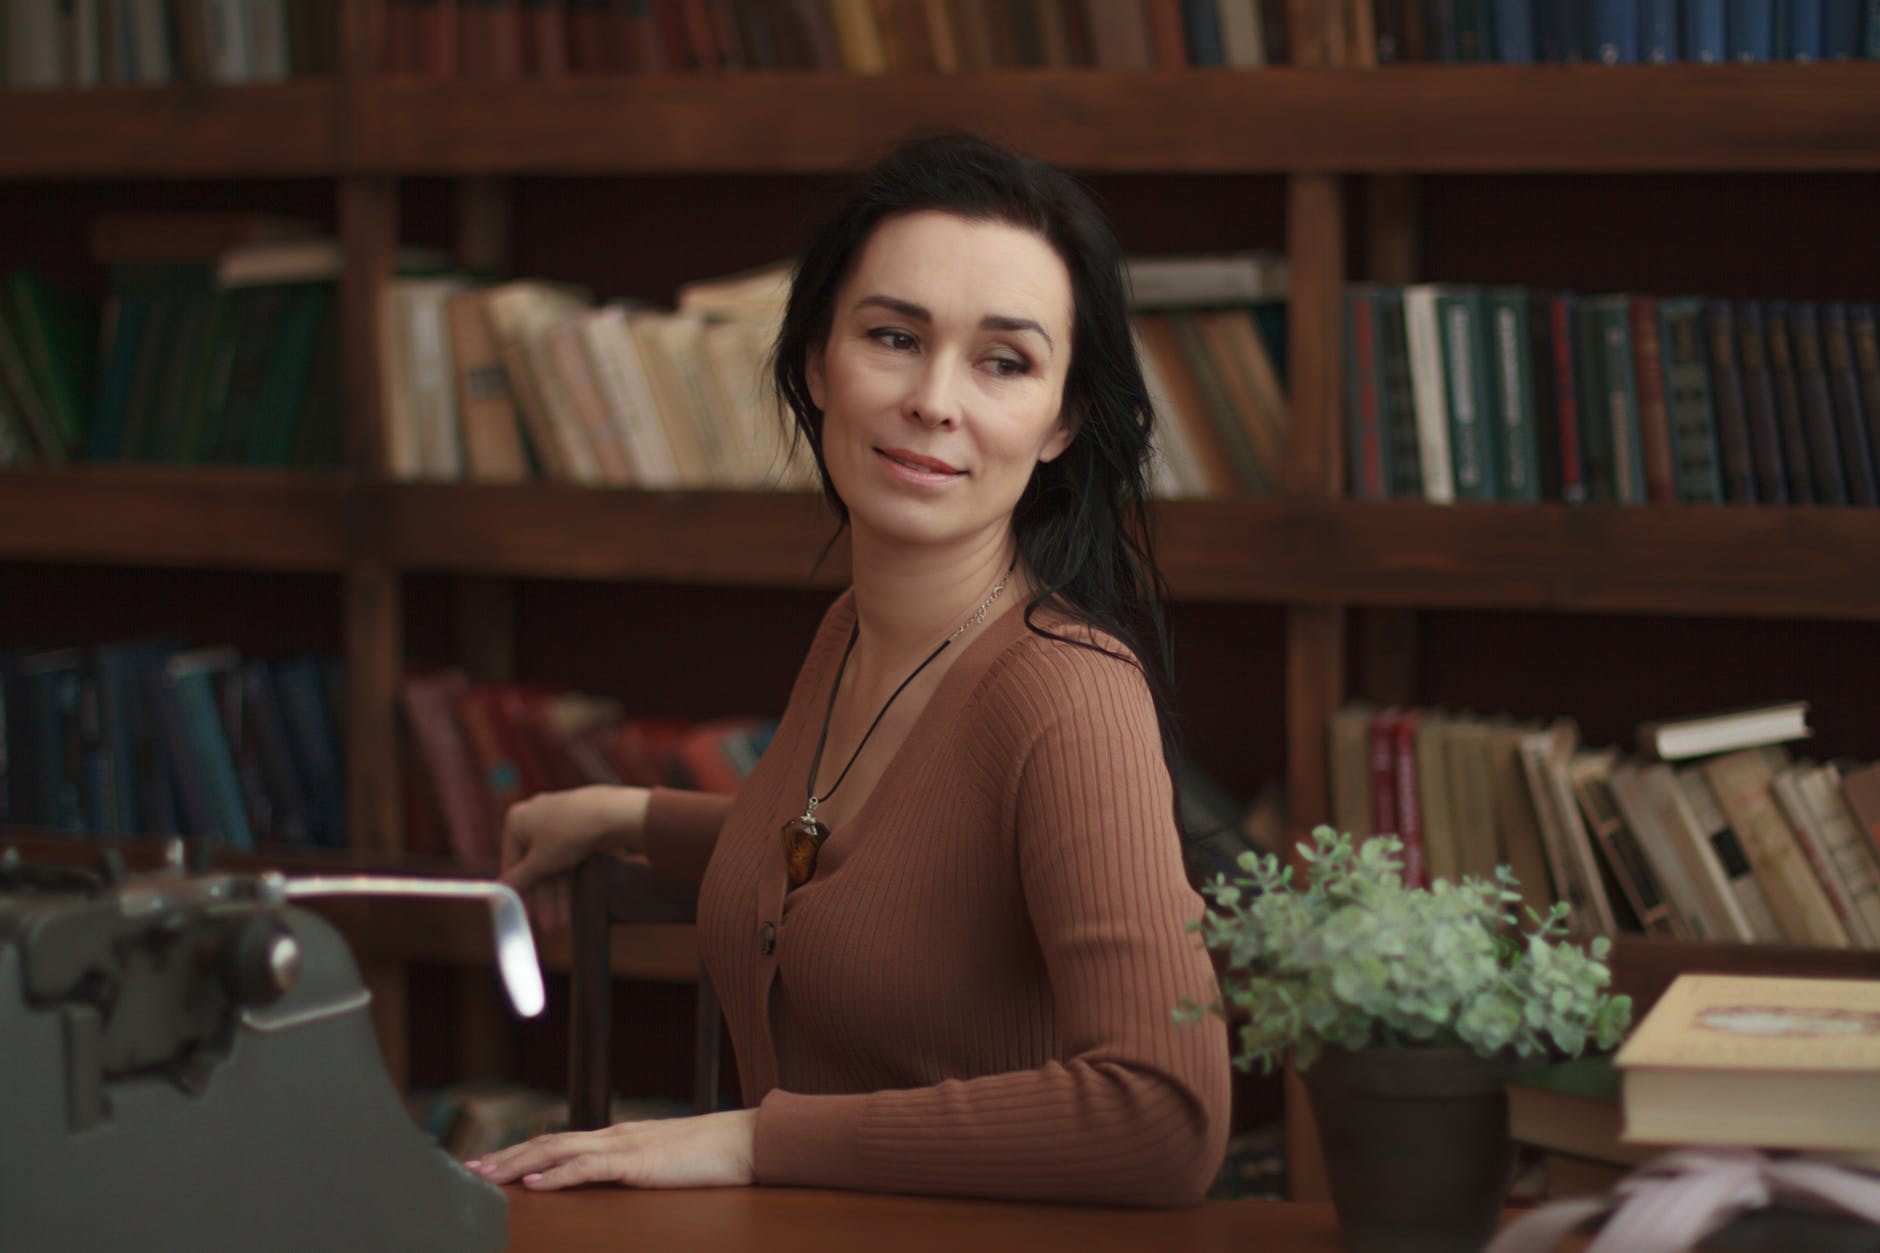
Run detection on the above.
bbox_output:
[1550,295,1587,503]
[1392,710,1425,888]
[522,0,570,73]
[1368,709,1399,845]
[1351,289,1386,499]
[1629,295,1679,503]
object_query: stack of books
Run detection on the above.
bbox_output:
[1328,698,1880,948]
[1372,1,1879,65]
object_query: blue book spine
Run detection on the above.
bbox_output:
[1685,0,1729,59]
[1641,0,1679,60]
[1730,0,1775,58]
[1788,0,1825,55]
[1535,0,1579,59]
[1491,0,1536,60]
[1820,304,1880,505]
[1821,0,1861,54]
[1426,0,1462,60]
[170,669,256,850]
[1592,0,1640,61]
[1181,0,1224,67]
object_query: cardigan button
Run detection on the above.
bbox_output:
[759,922,776,955]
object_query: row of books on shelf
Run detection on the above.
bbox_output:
[0,214,435,469]
[380,266,816,488]
[399,667,777,866]
[381,0,1296,78]
[0,641,348,852]
[1372,0,1880,65]
[380,246,1287,491]
[1344,286,1880,508]
[1,0,339,90]
[1330,699,1880,950]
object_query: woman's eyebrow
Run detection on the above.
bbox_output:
[855,295,1055,356]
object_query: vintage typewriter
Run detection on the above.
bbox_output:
[0,839,545,1252]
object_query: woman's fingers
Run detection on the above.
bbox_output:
[523,1152,629,1191]
[472,1131,597,1183]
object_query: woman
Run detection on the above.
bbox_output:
[473,133,1231,1207]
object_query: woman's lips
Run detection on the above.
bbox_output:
[876,447,964,483]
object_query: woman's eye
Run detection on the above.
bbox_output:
[986,354,1032,378]
[869,329,917,351]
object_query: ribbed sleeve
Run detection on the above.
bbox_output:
[712,608,1230,1207]
[642,787,735,882]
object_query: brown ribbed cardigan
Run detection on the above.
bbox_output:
[642,591,1231,1206]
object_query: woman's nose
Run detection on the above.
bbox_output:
[903,358,961,428]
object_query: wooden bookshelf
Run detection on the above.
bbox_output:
[0,83,345,179]
[8,0,1880,1205]
[0,466,351,572]
[355,65,1880,176]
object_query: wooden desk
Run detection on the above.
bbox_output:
[505,1188,1349,1251]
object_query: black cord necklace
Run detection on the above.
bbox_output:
[781,561,1017,889]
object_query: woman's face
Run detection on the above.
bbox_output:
[809,210,1075,557]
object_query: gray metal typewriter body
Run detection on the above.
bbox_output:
[0,841,543,1253]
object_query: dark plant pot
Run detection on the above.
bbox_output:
[1303,1045,1519,1253]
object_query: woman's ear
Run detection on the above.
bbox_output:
[1037,408,1079,465]
[806,346,827,412]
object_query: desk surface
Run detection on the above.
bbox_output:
[506,1188,1347,1252]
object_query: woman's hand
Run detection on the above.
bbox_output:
[465,1109,758,1191]
[499,785,651,933]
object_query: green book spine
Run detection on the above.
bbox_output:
[1570,301,1615,501]
[212,284,292,463]
[1658,297,1724,504]
[1437,287,1498,500]
[1485,287,1540,502]
[1591,294,1647,503]
[292,294,344,467]
[5,273,96,453]
[246,283,330,466]
[0,306,66,463]
[1375,288,1422,498]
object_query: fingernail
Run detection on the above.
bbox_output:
[464,1160,481,1169]
[523,1173,543,1185]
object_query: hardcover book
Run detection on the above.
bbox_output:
[1616,973,1880,1162]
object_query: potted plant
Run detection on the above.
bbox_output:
[1179,826,1632,1253]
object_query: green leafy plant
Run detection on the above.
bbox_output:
[1177,826,1633,1073]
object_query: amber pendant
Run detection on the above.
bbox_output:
[781,814,830,889]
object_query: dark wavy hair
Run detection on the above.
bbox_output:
[772,131,1190,839]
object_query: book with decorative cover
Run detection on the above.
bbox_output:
[1616,974,1880,1161]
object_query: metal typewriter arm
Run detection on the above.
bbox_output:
[274,875,545,1019]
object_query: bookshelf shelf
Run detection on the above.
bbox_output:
[384,482,850,585]
[0,83,344,180]
[356,65,1880,176]
[14,67,1865,182]
[383,486,1880,621]
[0,466,351,572]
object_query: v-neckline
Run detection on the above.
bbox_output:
[790,590,1030,856]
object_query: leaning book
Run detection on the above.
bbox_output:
[1614,973,1880,1164]
[1635,701,1812,762]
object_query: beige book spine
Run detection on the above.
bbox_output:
[520,329,605,486]
[446,290,529,482]
[1608,760,1721,941]
[377,285,424,480]
[579,307,681,489]
[542,320,634,486]
[1671,764,1782,942]
[1487,724,1557,921]
[1702,748,1850,948]
[1414,716,1462,884]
